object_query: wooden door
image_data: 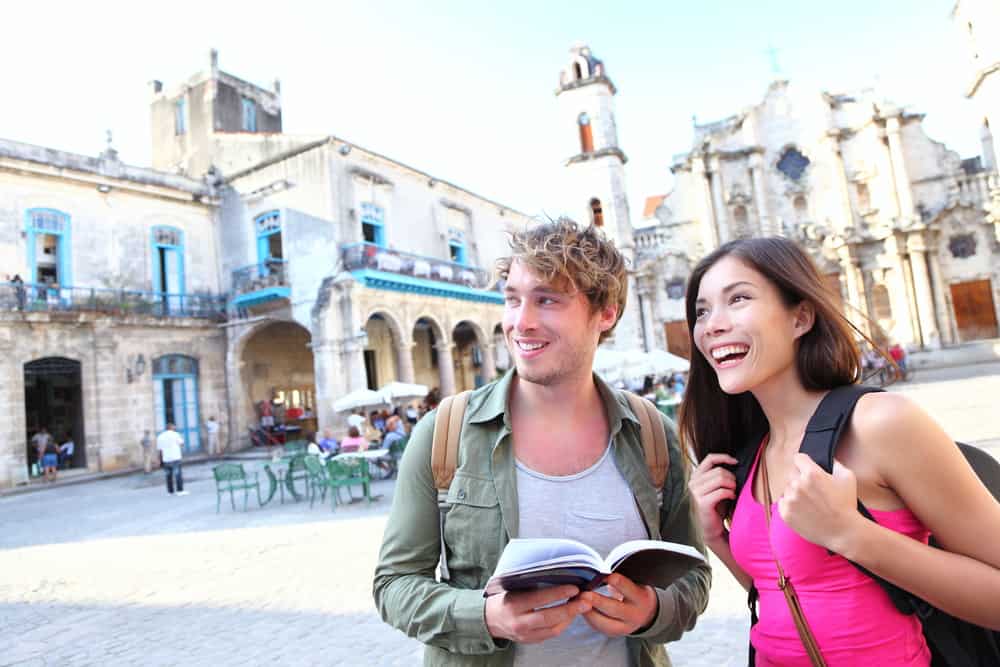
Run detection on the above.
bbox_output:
[664,320,691,360]
[950,279,999,342]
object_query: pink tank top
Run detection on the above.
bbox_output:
[729,441,931,666]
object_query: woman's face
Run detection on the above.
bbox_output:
[692,256,810,395]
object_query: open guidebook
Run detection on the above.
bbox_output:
[483,538,705,597]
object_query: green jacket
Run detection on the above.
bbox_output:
[373,370,711,666]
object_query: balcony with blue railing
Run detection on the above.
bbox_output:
[0,282,227,320]
[341,242,501,304]
[230,259,291,309]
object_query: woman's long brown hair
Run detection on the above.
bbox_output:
[679,237,871,464]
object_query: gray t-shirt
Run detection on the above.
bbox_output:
[512,441,647,667]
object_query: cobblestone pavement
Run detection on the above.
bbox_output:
[2,362,999,666]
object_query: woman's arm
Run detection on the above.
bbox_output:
[780,392,1000,629]
[688,453,754,592]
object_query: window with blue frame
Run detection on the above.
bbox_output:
[255,211,282,264]
[241,97,257,132]
[151,226,185,314]
[175,97,187,135]
[360,202,385,247]
[449,241,467,265]
[26,209,71,288]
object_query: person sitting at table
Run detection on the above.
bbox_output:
[318,428,339,456]
[382,416,407,450]
[339,426,369,453]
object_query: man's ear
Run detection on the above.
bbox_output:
[597,304,619,332]
[792,301,816,339]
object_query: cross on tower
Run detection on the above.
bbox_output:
[764,44,782,77]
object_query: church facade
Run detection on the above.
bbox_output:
[636,79,1000,358]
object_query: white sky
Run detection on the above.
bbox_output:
[0,1,983,218]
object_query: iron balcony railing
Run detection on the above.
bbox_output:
[0,282,227,319]
[341,242,492,289]
[231,258,289,295]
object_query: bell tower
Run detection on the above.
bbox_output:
[556,43,633,250]
[556,44,644,351]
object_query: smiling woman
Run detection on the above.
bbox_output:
[682,236,1000,666]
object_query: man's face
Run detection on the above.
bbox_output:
[502,260,617,387]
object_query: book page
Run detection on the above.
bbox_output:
[492,538,603,576]
[605,539,703,570]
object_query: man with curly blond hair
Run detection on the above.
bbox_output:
[374,219,710,666]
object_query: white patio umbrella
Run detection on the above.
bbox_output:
[592,347,630,383]
[333,388,389,413]
[626,349,690,377]
[378,381,429,403]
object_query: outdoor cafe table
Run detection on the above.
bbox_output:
[331,449,389,502]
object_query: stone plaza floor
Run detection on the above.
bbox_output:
[2,362,1000,666]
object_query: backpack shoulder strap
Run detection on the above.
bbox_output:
[624,392,670,489]
[800,384,883,473]
[430,390,472,490]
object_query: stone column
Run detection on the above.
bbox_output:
[92,326,118,472]
[435,342,457,397]
[0,333,24,488]
[691,156,720,253]
[749,153,774,236]
[836,243,869,337]
[828,131,857,234]
[396,337,416,384]
[885,114,916,221]
[906,233,941,349]
[310,339,341,436]
[925,244,954,345]
[480,342,497,384]
[882,235,916,346]
[342,336,368,393]
[709,157,730,245]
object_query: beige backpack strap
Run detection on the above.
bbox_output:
[431,390,472,490]
[430,391,472,581]
[625,392,670,489]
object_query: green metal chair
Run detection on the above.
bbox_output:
[338,456,374,503]
[283,440,307,456]
[212,463,262,512]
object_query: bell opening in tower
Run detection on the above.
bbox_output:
[578,113,594,153]
[590,198,604,227]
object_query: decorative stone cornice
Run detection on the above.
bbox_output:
[566,146,628,166]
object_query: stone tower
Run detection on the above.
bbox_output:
[555,44,646,352]
[149,49,283,178]
[954,0,1000,169]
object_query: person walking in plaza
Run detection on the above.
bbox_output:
[685,237,1000,666]
[374,219,711,666]
[205,416,220,455]
[156,423,187,496]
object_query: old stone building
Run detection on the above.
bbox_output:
[636,79,1000,358]
[0,50,530,489]
[0,139,228,489]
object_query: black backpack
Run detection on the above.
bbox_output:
[732,384,1000,667]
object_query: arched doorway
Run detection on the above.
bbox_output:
[493,323,509,375]
[452,320,485,391]
[240,321,316,440]
[363,313,401,390]
[412,316,444,392]
[24,357,85,474]
[153,355,201,453]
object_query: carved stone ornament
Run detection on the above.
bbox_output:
[948,233,977,259]
[776,147,810,182]
[665,279,686,300]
